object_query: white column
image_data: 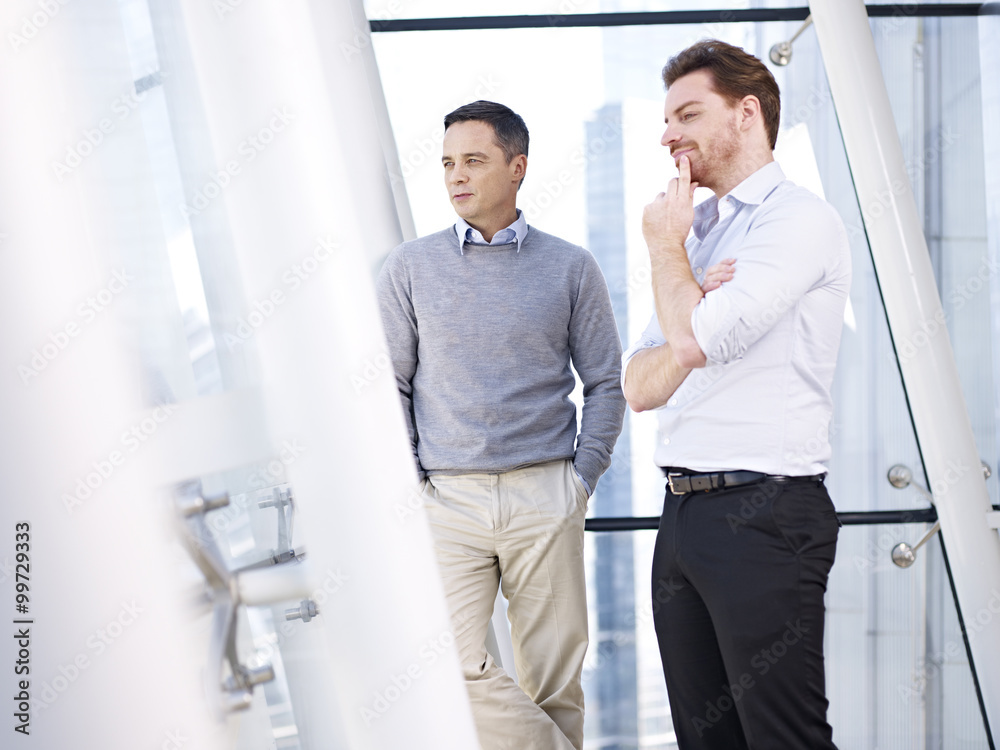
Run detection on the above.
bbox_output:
[810,0,1000,739]
[0,2,228,748]
[151,1,478,747]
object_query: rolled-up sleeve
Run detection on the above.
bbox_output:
[621,313,666,392]
[690,196,845,365]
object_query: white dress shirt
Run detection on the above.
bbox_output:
[623,161,852,475]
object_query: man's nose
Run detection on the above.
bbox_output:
[661,125,681,148]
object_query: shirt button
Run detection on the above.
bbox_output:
[662,437,670,445]
[669,398,678,406]
[695,267,703,275]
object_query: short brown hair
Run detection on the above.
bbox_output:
[662,39,780,150]
[444,100,529,164]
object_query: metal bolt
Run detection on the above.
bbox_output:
[285,599,319,623]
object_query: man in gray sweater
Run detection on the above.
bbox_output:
[376,101,625,750]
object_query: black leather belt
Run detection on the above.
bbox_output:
[664,470,769,495]
[661,468,829,496]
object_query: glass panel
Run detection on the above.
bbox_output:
[370,10,995,749]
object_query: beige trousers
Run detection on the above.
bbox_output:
[422,459,590,750]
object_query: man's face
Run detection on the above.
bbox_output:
[442,120,522,230]
[661,69,742,192]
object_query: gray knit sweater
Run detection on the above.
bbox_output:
[376,226,625,492]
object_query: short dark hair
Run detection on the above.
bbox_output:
[443,100,529,163]
[662,39,781,150]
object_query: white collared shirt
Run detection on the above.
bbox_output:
[454,209,528,253]
[623,161,852,475]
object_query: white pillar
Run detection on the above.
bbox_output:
[150,0,478,747]
[0,2,229,748]
[810,0,1000,739]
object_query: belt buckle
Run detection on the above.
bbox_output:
[667,472,687,495]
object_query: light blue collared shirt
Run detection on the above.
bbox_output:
[623,161,852,477]
[454,209,528,254]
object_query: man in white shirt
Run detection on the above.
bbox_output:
[622,40,850,749]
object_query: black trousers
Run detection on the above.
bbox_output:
[651,475,840,750]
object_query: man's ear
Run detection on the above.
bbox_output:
[739,95,762,133]
[511,154,527,182]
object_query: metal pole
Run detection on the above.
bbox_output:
[810,0,1000,741]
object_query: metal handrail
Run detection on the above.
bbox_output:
[369,5,982,34]
[585,507,939,532]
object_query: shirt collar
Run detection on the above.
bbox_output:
[728,160,785,206]
[454,209,528,254]
[692,161,786,240]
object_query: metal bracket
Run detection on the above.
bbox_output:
[886,461,992,568]
[258,487,302,565]
[174,482,277,716]
[891,521,941,568]
[769,14,813,66]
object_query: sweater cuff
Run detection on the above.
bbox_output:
[573,451,606,497]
